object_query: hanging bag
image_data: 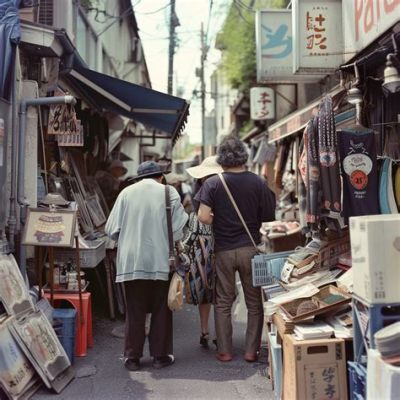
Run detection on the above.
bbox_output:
[165,185,184,311]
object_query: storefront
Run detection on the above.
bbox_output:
[259,4,400,400]
[0,9,190,398]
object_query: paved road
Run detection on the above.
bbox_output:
[34,303,274,400]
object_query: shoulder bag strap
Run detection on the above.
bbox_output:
[165,185,175,260]
[218,173,258,251]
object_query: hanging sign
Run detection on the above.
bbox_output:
[343,0,400,62]
[256,9,294,80]
[48,103,79,135]
[250,87,275,120]
[292,0,344,74]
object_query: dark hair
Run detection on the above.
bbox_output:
[217,135,248,168]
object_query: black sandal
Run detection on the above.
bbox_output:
[200,332,209,348]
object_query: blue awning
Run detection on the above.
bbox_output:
[63,64,189,143]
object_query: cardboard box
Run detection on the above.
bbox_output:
[317,234,350,269]
[283,334,348,400]
[350,214,400,304]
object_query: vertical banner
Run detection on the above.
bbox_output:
[250,87,275,120]
[256,9,293,81]
[293,0,343,74]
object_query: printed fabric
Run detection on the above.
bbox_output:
[182,213,214,305]
[338,128,379,221]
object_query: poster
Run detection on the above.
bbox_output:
[22,209,76,248]
[0,317,39,400]
[0,255,34,317]
[9,311,71,388]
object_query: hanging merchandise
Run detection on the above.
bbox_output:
[317,96,341,213]
[274,143,290,189]
[338,128,380,221]
[395,166,400,210]
[386,159,398,214]
[297,136,308,230]
[253,138,269,165]
[305,118,321,225]
[379,157,397,214]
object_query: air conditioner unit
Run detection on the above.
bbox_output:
[38,0,74,41]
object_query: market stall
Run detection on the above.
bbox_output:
[259,24,400,400]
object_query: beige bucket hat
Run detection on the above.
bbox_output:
[186,155,223,179]
[164,173,187,185]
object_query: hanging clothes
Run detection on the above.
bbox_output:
[318,96,341,213]
[338,128,380,221]
[305,118,321,225]
[297,136,308,231]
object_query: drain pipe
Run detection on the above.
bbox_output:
[7,48,18,254]
[17,95,76,276]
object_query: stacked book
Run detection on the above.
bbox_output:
[294,321,334,340]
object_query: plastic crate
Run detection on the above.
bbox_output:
[53,308,77,338]
[348,361,367,400]
[53,308,77,363]
[58,335,75,364]
[251,251,292,287]
[54,239,106,268]
[352,295,400,362]
[268,332,282,400]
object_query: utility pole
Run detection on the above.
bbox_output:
[167,0,176,95]
[200,22,206,160]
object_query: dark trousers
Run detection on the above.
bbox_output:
[124,279,172,359]
[214,246,263,355]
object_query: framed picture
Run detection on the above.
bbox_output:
[86,195,106,227]
[22,208,76,248]
[9,310,72,389]
[0,316,41,400]
[0,255,34,316]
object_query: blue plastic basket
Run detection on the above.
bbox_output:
[53,308,77,363]
[348,361,367,400]
[58,335,75,364]
[53,308,77,337]
[251,250,292,287]
[352,295,400,362]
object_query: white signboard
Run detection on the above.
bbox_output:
[343,0,400,62]
[256,9,293,80]
[293,0,344,74]
[250,87,275,120]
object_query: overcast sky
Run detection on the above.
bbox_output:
[134,1,230,143]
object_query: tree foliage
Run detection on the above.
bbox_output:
[217,0,290,92]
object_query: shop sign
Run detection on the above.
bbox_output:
[343,0,400,61]
[256,9,293,80]
[57,120,84,147]
[48,103,80,135]
[250,87,275,120]
[292,0,344,74]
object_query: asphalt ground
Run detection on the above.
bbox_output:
[33,301,274,400]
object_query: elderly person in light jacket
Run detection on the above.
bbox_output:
[105,161,188,372]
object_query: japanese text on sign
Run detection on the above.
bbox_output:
[48,104,79,135]
[250,87,275,120]
[305,7,328,55]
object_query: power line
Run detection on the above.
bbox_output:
[233,1,253,25]
[135,2,171,15]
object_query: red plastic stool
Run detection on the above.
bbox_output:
[45,291,93,357]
